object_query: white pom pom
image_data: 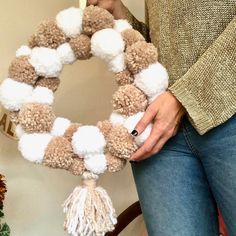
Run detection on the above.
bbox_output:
[134,63,169,98]
[0,78,33,111]
[84,154,107,175]
[72,126,106,157]
[57,43,76,65]
[91,29,125,61]
[124,112,152,146]
[15,125,25,139]
[29,47,63,77]
[114,19,132,33]
[108,53,126,73]
[109,112,126,126]
[16,45,32,57]
[56,7,83,37]
[51,117,71,137]
[27,86,54,105]
[18,133,53,163]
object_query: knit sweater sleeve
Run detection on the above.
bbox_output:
[168,16,236,135]
[121,2,150,42]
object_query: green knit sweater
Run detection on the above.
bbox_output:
[123,0,236,135]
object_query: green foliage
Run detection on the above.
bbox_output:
[0,209,10,236]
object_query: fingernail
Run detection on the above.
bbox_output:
[131,130,139,137]
[129,160,137,164]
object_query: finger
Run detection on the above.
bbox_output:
[131,105,157,137]
[86,0,98,6]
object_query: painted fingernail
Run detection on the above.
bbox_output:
[131,130,138,136]
[129,160,137,164]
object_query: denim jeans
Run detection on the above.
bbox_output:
[131,114,236,236]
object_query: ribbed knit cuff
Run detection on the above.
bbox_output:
[168,81,215,135]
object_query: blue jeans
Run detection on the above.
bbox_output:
[131,114,236,236]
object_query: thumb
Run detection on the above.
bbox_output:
[131,107,156,137]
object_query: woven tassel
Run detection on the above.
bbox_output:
[63,171,117,236]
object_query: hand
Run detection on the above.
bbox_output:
[87,0,125,19]
[130,91,186,161]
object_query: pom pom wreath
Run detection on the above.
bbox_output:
[91,29,125,61]
[124,112,152,146]
[44,137,74,169]
[69,34,91,60]
[56,7,83,38]
[51,117,71,137]
[84,154,107,175]
[29,47,63,77]
[106,125,138,159]
[115,70,134,86]
[82,5,114,36]
[96,120,112,138]
[108,53,126,73]
[18,103,55,133]
[69,158,85,176]
[35,77,60,92]
[121,29,145,48]
[114,19,132,33]
[72,126,106,157]
[8,56,38,85]
[106,153,126,173]
[109,112,126,126]
[57,43,76,64]
[15,124,25,139]
[9,111,19,124]
[134,63,169,99]
[18,133,53,163]
[34,20,66,49]
[27,86,54,105]
[125,41,158,75]
[16,45,32,57]
[112,84,148,116]
[0,78,33,111]
[63,123,80,142]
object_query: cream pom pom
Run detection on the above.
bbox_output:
[51,117,71,137]
[72,126,106,157]
[16,45,32,57]
[18,133,53,163]
[134,63,169,98]
[29,47,63,77]
[124,112,152,146]
[91,29,125,61]
[108,53,126,73]
[114,19,132,33]
[57,43,76,65]
[109,112,126,126]
[27,86,54,105]
[15,125,25,139]
[56,7,83,38]
[84,153,107,175]
[0,78,33,111]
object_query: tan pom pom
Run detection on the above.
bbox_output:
[9,111,19,124]
[35,77,60,92]
[8,56,38,85]
[82,5,114,36]
[106,125,138,159]
[69,34,91,60]
[97,120,112,138]
[18,103,56,133]
[69,157,85,176]
[28,34,37,48]
[121,29,145,48]
[44,137,74,169]
[63,123,80,142]
[115,70,134,86]
[106,152,127,173]
[125,41,158,74]
[112,84,148,116]
[33,20,67,49]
